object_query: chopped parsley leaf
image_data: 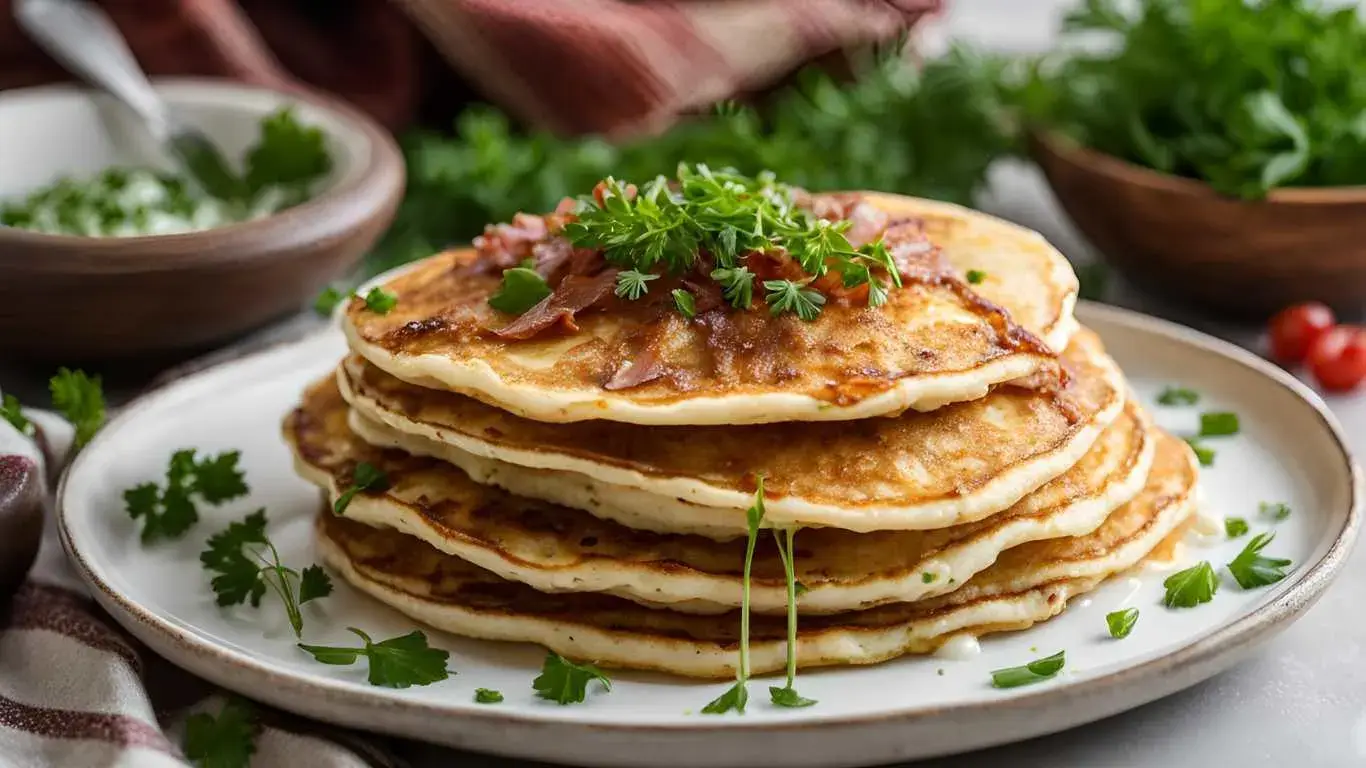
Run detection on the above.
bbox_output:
[921,572,936,584]
[333,462,389,515]
[1225,517,1249,538]
[1259,502,1291,521]
[1106,608,1139,639]
[183,698,258,768]
[50,368,105,449]
[1,393,33,436]
[533,652,611,704]
[362,287,397,315]
[1226,532,1291,589]
[1184,438,1215,467]
[125,449,249,543]
[991,650,1065,688]
[313,287,344,316]
[474,688,504,704]
[965,269,987,284]
[1162,561,1218,608]
[1156,386,1200,406]
[299,628,451,688]
[1199,411,1240,437]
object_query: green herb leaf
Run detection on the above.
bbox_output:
[1225,517,1249,538]
[1259,502,1291,522]
[474,688,504,704]
[532,651,611,704]
[1076,262,1109,302]
[333,462,389,515]
[702,682,748,715]
[1226,532,1292,589]
[299,627,451,688]
[1157,386,1200,406]
[1162,561,1218,608]
[703,478,767,715]
[711,267,755,309]
[244,107,332,198]
[1184,438,1215,467]
[1106,608,1139,639]
[201,510,330,637]
[1199,411,1240,437]
[614,269,659,300]
[50,368,105,449]
[125,449,249,543]
[770,526,815,709]
[362,287,398,315]
[965,269,987,284]
[764,280,826,321]
[770,686,817,708]
[991,650,1065,688]
[921,572,936,584]
[672,289,696,318]
[1,393,33,436]
[488,267,551,315]
[314,287,344,316]
[183,698,258,768]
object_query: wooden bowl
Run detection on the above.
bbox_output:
[0,79,404,361]
[1031,131,1366,319]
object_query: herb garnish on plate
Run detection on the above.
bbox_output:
[1162,561,1218,608]
[991,650,1065,689]
[333,462,389,515]
[1226,532,1292,589]
[124,449,249,543]
[533,652,612,705]
[1106,608,1139,639]
[201,510,332,637]
[299,628,451,688]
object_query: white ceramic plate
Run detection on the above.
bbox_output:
[58,303,1360,768]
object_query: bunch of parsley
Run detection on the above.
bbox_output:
[364,46,1015,276]
[1016,0,1366,198]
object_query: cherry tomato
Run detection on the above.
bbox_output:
[1306,325,1366,393]
[1267,302,1336,363]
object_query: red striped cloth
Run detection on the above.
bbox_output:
[0,0,940,134]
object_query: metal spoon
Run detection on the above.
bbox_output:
[15,0,245,200]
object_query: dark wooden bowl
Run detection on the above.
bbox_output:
[1031,131,1366,319]
[0,80,404,361]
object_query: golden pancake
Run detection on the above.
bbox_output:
[315,430,1198,678]
[340,328,1125,535]
[287,375,1155,614]
[343,194,1078,425]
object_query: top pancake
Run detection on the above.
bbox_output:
[343,194,1078,425]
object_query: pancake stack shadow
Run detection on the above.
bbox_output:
[283,191,1201,680]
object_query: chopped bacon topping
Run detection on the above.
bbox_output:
[473,212,550,270]
[493,269,620,340]
[604,342,666,391]
[882,219,948,282]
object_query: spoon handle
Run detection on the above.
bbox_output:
[15,0,171,140]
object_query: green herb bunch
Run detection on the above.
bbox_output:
[366,46,1015,277]
[1017,0,1366,198]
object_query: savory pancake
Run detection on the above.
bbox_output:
[340,328,1126,535]
[342,193,1078,425]
[288,376,1153,614]
[315,430,1197,678]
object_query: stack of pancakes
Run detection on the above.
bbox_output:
[283,193,1199,679]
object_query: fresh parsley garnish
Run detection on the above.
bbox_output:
[1199,411,1240,437]
[711,266,755,309]
[1259,502,1291,521]
[1225,517,1249,538]
[183,698,258,768]
[614,269,658,300]
[299,628,451,688]
[1226,532,1291,589]
[1157,386,1200,406]
[475,688,504,704]
[1,393,33,436]
[769,525,815,709]
[200,510,332,637]
[991,650,1065,689]
[243,107,332,199]
[763,280,826,322]
[488,266,551,314]
[362,287,397,315]
[703,479,766,715]
[965,269,987,284]
[532,652,611,704]
[1184,438,1215,467]
[125,449,249,543]
[313,286,344,316]
[921,572,936,584]
[1106,608,1139,639]
[333,462,389,515]
[50,368,105,449]
[1162,561,1218,608]
[672,289,696,318]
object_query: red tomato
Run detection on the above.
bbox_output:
[1267,302,1336,363]
[1306,325,1366,393]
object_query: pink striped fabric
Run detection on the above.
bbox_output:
[0,414,394,768]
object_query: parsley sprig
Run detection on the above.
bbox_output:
[1,393,33,436]
[1226,532,1291,589]
[769,526,815,708]
[1162,561,1218,608]
[533,652,612,704]
[124,449,249,543]
[50,368,106,449]
[299,628,451,688]
[183,698,258,768]
[201,510,332,637]
[333,462,389,515]
[703,479,766,715]
[991,650,1065,688]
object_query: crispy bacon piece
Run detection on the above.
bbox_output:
[473,212,549,270]
[604,343,666,390]
[843,200,891,249]
[882,219,948,282]
[493,269,620,340]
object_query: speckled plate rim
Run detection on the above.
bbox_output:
[56,301,1362,767]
